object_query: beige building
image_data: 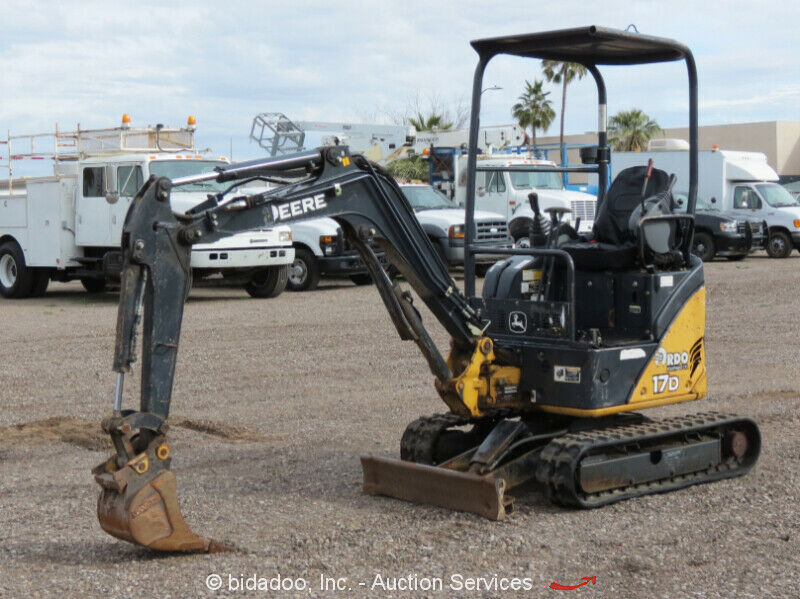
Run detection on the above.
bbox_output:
[536,121,800,182]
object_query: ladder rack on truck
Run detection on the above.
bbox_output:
[0,117,293,299]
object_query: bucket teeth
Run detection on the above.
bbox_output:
[92,436,232,553]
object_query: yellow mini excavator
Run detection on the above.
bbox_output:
[92,26,759,552]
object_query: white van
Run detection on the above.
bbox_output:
[613,141,800,258]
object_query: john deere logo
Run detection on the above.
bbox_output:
[508,311,527,334]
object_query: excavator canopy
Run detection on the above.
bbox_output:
[469,25,691,64]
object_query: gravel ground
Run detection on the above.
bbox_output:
[1,253,799,598]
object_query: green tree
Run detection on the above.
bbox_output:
[385,155,429,182]
[541,61,588,151]
[407,112,453,132]
[608,109,663,151]
[511,80,555,147]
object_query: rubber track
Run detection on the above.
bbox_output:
[536,411,760,508]
[400,414,470,464]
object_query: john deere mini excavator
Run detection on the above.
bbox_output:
[92,26,760,552]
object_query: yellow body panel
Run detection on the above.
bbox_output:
[438,337,524,417]
[538,388,704,417]
[631,287,707,405]
[441,287,706,419]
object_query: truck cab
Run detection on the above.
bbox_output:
[399,183,511,274]
[428,149,597,246]
[673,192,766,261]
[728,181,800,258]
[0,120,293,298]
[473,157,596,243]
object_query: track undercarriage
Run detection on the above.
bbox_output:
[362,410,760,519]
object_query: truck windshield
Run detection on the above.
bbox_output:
[509,170,563,191]
[149,160,228,192]
[401,185,456,210]
[669,192,715,212]
[755,183,798,208]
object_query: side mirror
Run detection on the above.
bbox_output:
[104,165,118,204]
[677,198,684,206]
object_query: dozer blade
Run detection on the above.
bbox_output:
[93,437,232,553]
[361,455,511,520]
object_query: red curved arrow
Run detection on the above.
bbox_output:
[549,576,596,591]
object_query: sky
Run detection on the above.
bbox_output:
[1,0,798,174]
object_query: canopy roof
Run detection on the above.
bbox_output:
[470,25,690,65]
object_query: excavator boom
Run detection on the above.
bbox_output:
[95,147,492,551]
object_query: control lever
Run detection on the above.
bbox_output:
[640,158,654,214]
[527,192,541,249]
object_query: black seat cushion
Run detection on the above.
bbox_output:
[594,166,670,246]
[561,241,638,271]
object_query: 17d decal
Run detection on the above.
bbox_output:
[652,373,680,394]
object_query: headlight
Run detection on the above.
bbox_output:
[448,224,465,239]
[319,234,338,256]
[719,220,738,233]
[279,230,292,242]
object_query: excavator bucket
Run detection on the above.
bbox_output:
[361,455,512,520]
[92,438,231,553]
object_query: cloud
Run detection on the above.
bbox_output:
[0,0,798,167]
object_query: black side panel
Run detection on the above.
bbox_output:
[574,272,615,331]
[652,255,704,339]
[515,341,658,410]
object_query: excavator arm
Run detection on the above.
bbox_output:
[93,146,501,551]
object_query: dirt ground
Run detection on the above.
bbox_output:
[1,253,799,598]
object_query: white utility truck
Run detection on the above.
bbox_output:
[0,118,293,298]
[432,152,596,244]
[284,218,382,291]
[613,139,800,258]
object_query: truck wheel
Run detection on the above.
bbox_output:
[349,273,373,286]
[691,232,715,262]
[0,240,36,298]
[29,270,50,297]
[245,265,289,298]
[287,248,320,292]
[81,278,108,293]
[766,231,792,258]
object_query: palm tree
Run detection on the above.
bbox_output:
[608,109,663,151]
[511,80,555,148]
[407,112,453,132]
[541,61,588,152]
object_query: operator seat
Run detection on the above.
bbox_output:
[594,165,671,246]
[560,165,671,271]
